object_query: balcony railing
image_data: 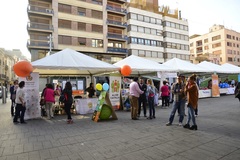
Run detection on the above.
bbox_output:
[92,0,102,5]
[107,19,127,27]
[107,47,128,53]
[27,40,53,48]
[107,33,128,41]
[27,22,53,31]
[106,5,127,14]
[0,74,6,79]
[28,5,54,15]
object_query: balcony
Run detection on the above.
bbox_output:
[27,40,53,49]
[27,5,54,16]
[107,47,128,54]
[107,33,128,41]
[106,5,127,15]
[27,22,53,32]
[0,74,6,79]
[108,0,127,3]
[107,19,127,28]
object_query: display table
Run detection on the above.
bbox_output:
[219,88,228,94]
[227,87,235,95]
[75,98,98,115]
[199,89,211,98]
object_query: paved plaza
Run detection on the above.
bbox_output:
[0,95,240,160]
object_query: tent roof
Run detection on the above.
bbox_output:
[221,63,240,74]
[197,61,231,74]
[113,55,175,75]
[31,48,119,75]
[163,58,209,73]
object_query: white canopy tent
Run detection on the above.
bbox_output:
[163,58,210,73]
[197,61,231,74]
[113,55,175,75]
[31,48,119,75]
[221,63,240,74]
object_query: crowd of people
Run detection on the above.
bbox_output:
[129,74,199,130]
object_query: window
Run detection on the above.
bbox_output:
[138,15,144,21]
[227,34,231,39]
[78,22,86,30]
[138,38,144,44]
[180,25,184,30]
[92,10,102,19]
[144,16,150,23]
[204,46,209,50]
[166,21,171,27]
[131,25,137,32]
[145,28,150,34]
[170,22,175,28]
[92,24,103,33]
[58,4,71,13]
[78,37,86,46]
[92,39,103,47]
[58,35,71,45]
[156,19,162,25]
[145,39,150,45]
[184,26,188,31]
[227,42,232,47]
[131,37,137,44]
[151,40,156,46]
[228,57,233,62]
[78,7,86,16]
[212,35,221,41]
[212,42,221,48]
[150,18,156,24]
[151,29,156,35]
[204,39,208,43]
[130,13,137,20]
[58,19,71,29]
[227,49,232,54]
[175,24,180,29]
[138,26,144,33]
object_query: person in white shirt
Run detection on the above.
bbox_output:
[13,81,27,124]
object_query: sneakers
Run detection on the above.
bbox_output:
[67,119,73,124]
[166,122,172,126]
[178,122,183,126]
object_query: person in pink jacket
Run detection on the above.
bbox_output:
[43,84,55,120]
[161,81,170,107]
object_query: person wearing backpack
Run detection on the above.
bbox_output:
[146,79,156,119]
[10,80,18,117]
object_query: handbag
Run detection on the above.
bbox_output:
[59,92,68,103]
[40,98,45,106]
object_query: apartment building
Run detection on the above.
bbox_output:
[0,49,26,84]
[27,0,189,63]
[190,24,240,66]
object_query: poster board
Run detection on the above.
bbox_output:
[19,72,41,120]
[211,74,220,97]
[109,73,121,110]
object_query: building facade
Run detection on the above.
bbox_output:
[190,24,240,66]
[27,0,189,63]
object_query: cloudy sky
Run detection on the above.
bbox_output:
[0,0,239,59]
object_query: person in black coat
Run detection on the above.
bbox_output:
[138,78,147,117]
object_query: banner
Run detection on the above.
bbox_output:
[109,74,122,110]
[211,74,220,97]
[19,72,41,120]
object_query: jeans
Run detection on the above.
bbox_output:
[11,99,15,116]
[186,104,197,126]
[148,96,155,117]
[169,99,186,124]
[45,102,53,119]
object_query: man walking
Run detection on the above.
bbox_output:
[166,76,186,126]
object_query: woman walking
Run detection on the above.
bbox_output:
[43,84,55,120]
[62,82,73,124]
[183,74,199,130]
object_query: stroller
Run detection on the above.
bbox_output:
[124,97,131,111]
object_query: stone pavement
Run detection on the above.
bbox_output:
[0,95,240,160]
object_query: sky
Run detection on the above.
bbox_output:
[0,0,239,59]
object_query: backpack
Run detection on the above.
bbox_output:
[59,92,68,103]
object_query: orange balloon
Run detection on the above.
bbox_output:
[13,61,33,77]
[121,65,132,76]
